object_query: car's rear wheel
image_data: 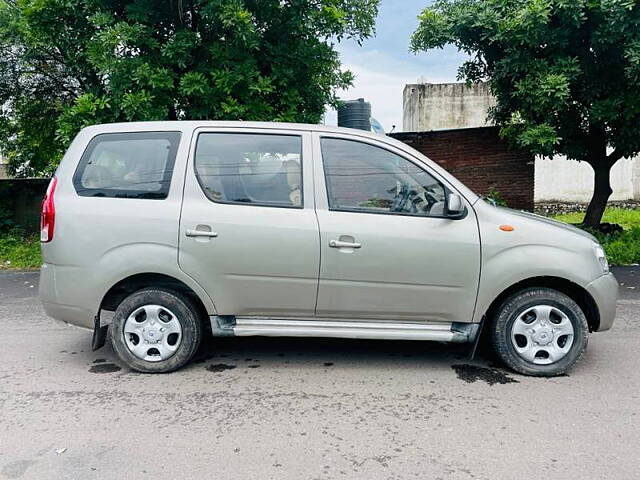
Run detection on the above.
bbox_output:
[490,287,589,376]
[110,288,202,373]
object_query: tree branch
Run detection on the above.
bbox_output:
[607,149,624,166]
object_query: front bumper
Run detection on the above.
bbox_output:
[586,273,618,332]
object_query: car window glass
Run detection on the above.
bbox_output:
[195,133,303,208]
[321,137,446,216]
[74,132,181,199]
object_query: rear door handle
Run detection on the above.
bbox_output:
[329,239,361,249]
[186,229,218,238]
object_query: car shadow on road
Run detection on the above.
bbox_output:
[72,325,527,385]
[190,335,485,368]
[186,336,520,384]
[79,332,511,383]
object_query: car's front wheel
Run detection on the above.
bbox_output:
[490,287,589,376]
[110,288,202,373]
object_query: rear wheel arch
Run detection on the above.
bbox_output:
[100,273,209,324]
[483,276,600,332]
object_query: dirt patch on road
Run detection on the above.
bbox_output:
[452,364,518,385]
[206,363,237,373]
[88,363,122,374]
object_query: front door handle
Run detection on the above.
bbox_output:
[329,239,361,249]
[186,229,218,238]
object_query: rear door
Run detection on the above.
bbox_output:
[312,133,481,323]
[178,127,319,317]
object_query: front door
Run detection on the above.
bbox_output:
[313,134,481,323]
[179,128,319,317]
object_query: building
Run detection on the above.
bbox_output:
[400,82,640,204]
[403,82,496,131]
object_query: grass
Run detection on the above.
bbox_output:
[600,228,640,266]
[552,208,640,230]
[552,207,640,266]
[0,230,41,270]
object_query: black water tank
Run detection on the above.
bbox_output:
[337,98,371,131]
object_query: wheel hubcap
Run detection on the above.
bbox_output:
[511,305,574,365]
[123,305,182,362]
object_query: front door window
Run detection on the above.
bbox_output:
[321,137,446,217]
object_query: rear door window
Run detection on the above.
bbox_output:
[73,132,181,199]
[194,133,303,208]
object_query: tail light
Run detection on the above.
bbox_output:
[40,177,58,243]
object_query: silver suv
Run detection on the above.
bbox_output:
[39,121,618,376]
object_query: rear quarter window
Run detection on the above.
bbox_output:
[73,131,181,199]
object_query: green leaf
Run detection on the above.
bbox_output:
[413,0,640,164]
[1,0,379,176]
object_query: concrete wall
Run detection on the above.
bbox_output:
[403,83,496,132]
[403,81,640,203]
[535,155,640,202]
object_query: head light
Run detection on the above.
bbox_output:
[594,243,609,274]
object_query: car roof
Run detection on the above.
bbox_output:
[84,120,380,136]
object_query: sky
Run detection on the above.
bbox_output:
[325,0,468,132]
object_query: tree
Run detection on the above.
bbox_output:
[411,0,640,227]
[0,0,378,177]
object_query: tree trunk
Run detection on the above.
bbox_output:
[583,161,613,228]
[168,105,178,121]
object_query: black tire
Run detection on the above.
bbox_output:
[110,288,203,373]
[490,287,589,377]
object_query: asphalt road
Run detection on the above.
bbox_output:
[1,268,639,480]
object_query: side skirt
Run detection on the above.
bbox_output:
[209,316,479,343]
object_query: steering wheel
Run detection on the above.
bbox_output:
[392,184,438,214]
[391,184,412,213]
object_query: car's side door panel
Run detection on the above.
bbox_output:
[178,128,319,317]
[312,133,481,323]
[315,210,480,322]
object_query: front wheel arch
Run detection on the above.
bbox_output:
[483,276,600,333]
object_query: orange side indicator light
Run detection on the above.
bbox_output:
[499,225,514,232]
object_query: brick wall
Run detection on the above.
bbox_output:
[390,126,534,211]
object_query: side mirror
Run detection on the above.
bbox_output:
[446,193,466,219]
